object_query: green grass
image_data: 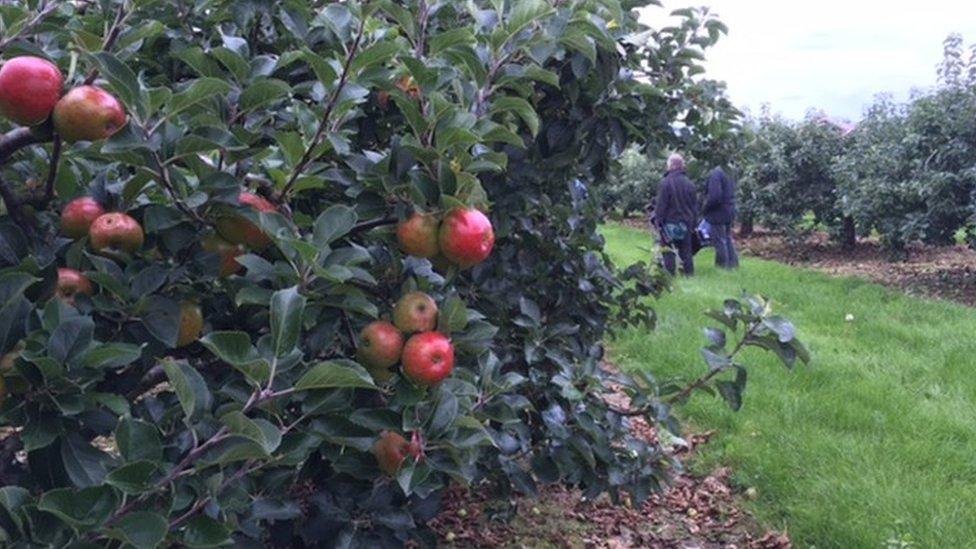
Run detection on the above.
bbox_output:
[601,223,976,549]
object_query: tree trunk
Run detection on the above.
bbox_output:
[738,217,754,237]
[841,215,856,250]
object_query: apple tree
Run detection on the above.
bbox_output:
[0,1,807,546]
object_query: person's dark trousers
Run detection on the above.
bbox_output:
[712,223,739,269]
[662,236,695,276]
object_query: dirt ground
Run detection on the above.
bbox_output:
[428,366,791,548]
[736,231,976,307]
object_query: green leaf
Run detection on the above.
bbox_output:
[111,511,167,549]
[167,77,232,118]
[48,316,94,364]
[313,205,358,246]
[350,41,400,73]
[115,419,162,462]
[182,515,232,547]
[162,359,213,420]
[60,434,109,488]
[716,380,743,411]
[37,486,118,530]
[490,96,540,136]
[105,461,158,494]
[82,343,144,369]
[221,412,282,453]
[437,294,468,335]
[270,287,306,358]
[239,78,291,113]
[199,331,271,385]
[92,52,142,116]
[141,295,181,348]
[295,360,377,391]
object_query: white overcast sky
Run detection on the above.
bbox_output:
[639,1,976,121]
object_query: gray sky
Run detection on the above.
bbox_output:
[640,1,976,121]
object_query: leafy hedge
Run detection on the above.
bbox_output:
[0,1,803,547]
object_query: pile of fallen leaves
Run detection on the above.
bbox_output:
[426,364,792,548]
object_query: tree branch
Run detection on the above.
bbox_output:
[278,18,367,202]
[0,1,59,53]
[0,127,41,164]
[83,3,127,85]
[24,135,60,208]
[350,214,397,234]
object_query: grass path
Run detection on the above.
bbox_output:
[602,223,976,548]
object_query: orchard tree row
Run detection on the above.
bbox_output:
[0,1,806,546]
[737,34,976,255]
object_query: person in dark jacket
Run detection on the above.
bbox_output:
[701,166,739,269]
[654,154,699,276]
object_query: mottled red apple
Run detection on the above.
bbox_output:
[61,196,106,239]
[0,56,63,126]
[439,208,494,268]
[401,331,455,386]
[53,85,126,143]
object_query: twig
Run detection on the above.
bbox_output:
[25,135,60,207]
[151,152,212,226]
[350,214,397,234]
[278,18,367,202]
[0,1,59,52]
[0,127,41,164]
[605,321,760,417]
[83,3,127,85]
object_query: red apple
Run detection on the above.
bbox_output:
[176,301,203,347]
[401,331,454,386]
[392,292,438,333]
[61,196,106,239]
[356,320,404,382]
[215,192,277,249]
[89,212,144,254]
[201,234,244,277]
[438,208,494,268]
[0,56,63,126]
[56,268,94,303]
[373,431,411,475]
[53,85,126,143]
[396,212,440,258]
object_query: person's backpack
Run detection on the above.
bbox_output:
[663,221,688,243]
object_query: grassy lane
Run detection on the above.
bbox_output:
[602,223,976,548]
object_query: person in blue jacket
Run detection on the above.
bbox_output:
[654,153,699,276]
[701,166,739,269]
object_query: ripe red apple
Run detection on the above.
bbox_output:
[56,268,94,303]
[392,292,438,333]
[373,431,412,475]
[201,234,244,277]
[61,196,106,238]
[177,301,203,347]
[401,331,454,386]
[397,212,440,258]
[0,56,63,126]
[438,208,494,268]
[215,192,276,249]
[89,212,144,254]
[356,320,404,383]
[53,85,126,143]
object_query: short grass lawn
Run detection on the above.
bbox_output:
[601,223,976,548]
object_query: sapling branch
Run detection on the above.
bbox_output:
[0,0,59,52]
[83,3,127,85]
[604,319,760,417]
[278,17,367,202]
